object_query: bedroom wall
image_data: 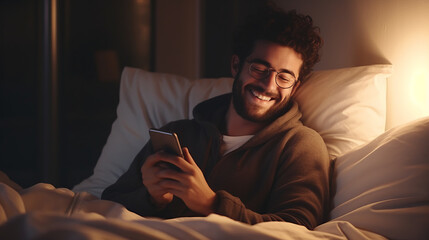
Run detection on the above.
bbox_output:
[155,0,429,129]
[155,0,202,79]
[274,0,429,129]
[154,0,266,79]
[0,0,154,188]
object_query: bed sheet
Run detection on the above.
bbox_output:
[0,183,386,240]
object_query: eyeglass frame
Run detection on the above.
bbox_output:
[246,61,298,89]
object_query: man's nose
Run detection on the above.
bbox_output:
[262,71,278,90]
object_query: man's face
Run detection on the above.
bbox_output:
[231,41,303,123]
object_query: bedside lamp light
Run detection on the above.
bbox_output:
[410,71,429,116]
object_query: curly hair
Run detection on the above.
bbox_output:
[233,6,322,81]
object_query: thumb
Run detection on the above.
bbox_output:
[182,147,196,164]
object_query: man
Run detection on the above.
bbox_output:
[102,6,330,230]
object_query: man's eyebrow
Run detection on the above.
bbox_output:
[248,58,297,78]
[248,58,271,66]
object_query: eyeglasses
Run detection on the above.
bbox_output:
[248,62,297,89]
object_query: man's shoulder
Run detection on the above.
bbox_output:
[284,123,327,151]
[161,118,217,137]
[296,124,322,137]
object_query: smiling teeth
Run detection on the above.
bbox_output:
[251,89,271,101]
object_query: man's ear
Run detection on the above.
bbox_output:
[231,55,240,77]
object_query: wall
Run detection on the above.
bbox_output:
[154,0,429,129]
[0,0,153,188]
[154,0,266,79]
[155,0,201,79]
[0,0,41,187]
[275,0,429,129]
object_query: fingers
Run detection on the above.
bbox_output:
[157,164,216,215]
[141,160,174,206]
[158,178,185,192]
[144,149,215,215]
[182,147,197,165]
[154,161,196,195]
[144,151,170,167]
[152,152,193,173]
[156,167,189,184]
[141,149,214,213]
[144,148,196,174]
[157,176,193,201]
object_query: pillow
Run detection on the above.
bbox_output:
[329,117,429,240]
[294,64,392,159]
[73,65,392,198]
[72,69,233,197]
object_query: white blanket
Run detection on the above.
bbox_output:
[0,183,386,240]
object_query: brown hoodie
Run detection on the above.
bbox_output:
[102,94,330,229]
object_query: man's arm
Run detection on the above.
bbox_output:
[101,120,213,218]
[101,143,174,217]
[102,124,330,228]
[211,129,330,229]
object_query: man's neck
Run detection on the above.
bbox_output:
[224,102,264,136]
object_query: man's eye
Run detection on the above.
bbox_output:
[252,65,267,72]
[254,68,266,73]
[278,73,294,82]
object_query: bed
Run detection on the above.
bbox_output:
[1,65,428,239]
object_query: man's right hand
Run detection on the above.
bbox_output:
[141,152,174,208]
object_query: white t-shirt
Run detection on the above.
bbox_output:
[220,134,254,156]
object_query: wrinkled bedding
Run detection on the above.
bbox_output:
[0,183,385,240]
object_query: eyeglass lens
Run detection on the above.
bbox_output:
[249,63,295,89]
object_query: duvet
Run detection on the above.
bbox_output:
[0,183,385,240]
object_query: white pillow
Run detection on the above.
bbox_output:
[294,64,392,159]
[73,65,392,198]
[72,69,233,197]
[329,117,429,240]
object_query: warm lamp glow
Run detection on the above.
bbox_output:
[410,71,429,115]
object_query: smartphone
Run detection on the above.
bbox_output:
[149,128,184,157]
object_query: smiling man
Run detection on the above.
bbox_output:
[102,5,330,230]
[228,41,303,135]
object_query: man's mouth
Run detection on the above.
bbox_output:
[250,89,274,101]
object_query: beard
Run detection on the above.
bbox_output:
[231,72,292,123]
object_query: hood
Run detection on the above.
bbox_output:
[193,93,304,148]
